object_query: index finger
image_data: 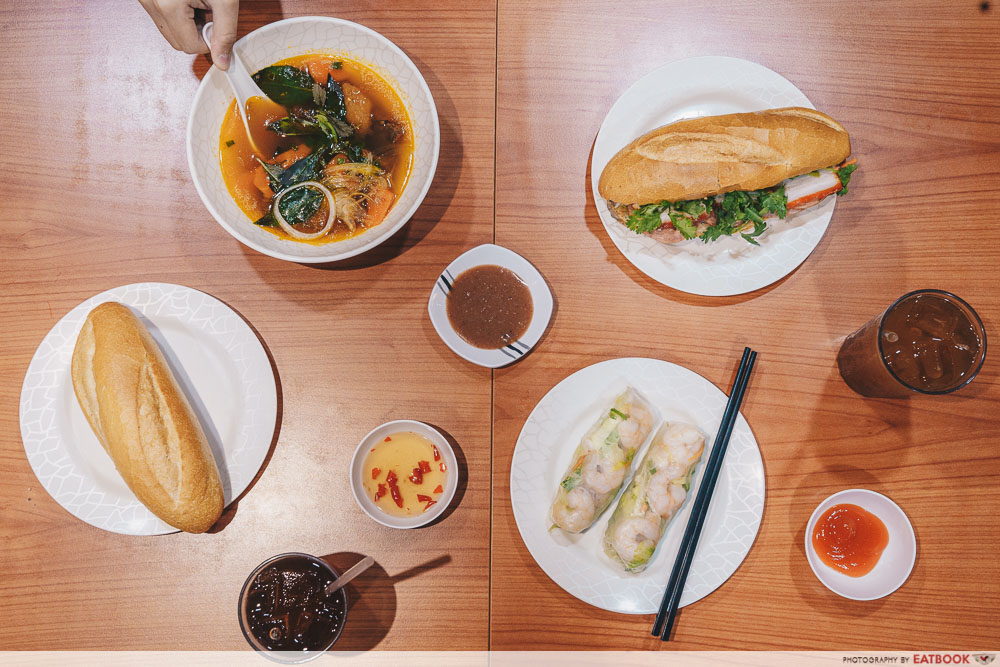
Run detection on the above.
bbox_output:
[208,0,239,70]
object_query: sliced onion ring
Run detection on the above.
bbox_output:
[273,180,336,241]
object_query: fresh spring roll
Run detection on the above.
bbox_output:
[550,388,655,533]
[603,422,705,573]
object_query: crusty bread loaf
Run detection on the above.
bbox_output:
[598,107,851,204]
[71,302,224,533]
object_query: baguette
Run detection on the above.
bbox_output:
[598,107,851,205]
[71,302,224,533]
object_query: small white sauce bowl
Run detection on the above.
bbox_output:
[187,16,440,263]
[349,420,458,529]
[427,244,553,368]
[805,488,916,600]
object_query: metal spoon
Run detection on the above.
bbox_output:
[325,555,375,596]
[201,21,284,157]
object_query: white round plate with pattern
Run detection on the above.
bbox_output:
[591,56,834,296]
[510,357,764,613]
[187,16,439,263]
[19,283,278,535]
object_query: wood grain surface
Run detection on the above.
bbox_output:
[0,0,495,651]
[1,0,998,654]
[492,0,1000,651]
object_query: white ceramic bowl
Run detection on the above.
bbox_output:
[186,17,440,263]
[349,420,458,529]
[427,244,553,368]
[805,489,916,600]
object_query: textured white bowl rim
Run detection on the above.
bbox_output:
[186,16,440,263]
[805,488,916,600]
[427,244,554,368]
[349,420,458,529]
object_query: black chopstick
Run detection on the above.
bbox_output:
[651,347,757,641]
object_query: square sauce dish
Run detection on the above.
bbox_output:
[428,244,553,368]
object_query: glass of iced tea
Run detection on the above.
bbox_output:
[238,553,348,663]
[837,289,986,397]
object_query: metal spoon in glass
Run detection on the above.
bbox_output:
[325,555,375,596]
[201,21,285,158]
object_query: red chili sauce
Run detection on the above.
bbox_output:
[812,503,889,577]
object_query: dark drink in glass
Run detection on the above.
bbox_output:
[837,290,986,397]
[239,553,348,663]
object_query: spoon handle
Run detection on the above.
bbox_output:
[201,22,265,106]
[324,556,375,596]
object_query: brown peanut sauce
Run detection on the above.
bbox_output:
[446,265,533,349]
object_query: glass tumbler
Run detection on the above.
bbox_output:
[836,289,986,397]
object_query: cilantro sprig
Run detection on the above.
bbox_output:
[700,185,787,245]
[621,161,856,245]
[625,202,672,234]
[625,197,713,238]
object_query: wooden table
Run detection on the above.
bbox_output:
[1,0,998,652]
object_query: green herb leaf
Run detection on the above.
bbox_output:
[254,210,277,227]
[268,109,354,144]
[759,184,787,218]
[836,162,858,196]
[252,65,315,106]
[224,139,235,148]
[277,146,330,188]
[253,156,286,192]
[560,471,581,491]
[740,219,767,245]
[274,185,324,226]
[706,186,785,244]
[324,74,348,121]
[331,61,343,70]
[669,211,698,240]
[625,201,669,234]
[609,408,628,420]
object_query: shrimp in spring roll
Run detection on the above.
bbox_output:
[603,422,705,573]
[550,388,655,534]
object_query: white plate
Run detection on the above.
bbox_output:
[19,283,278,535]
[591,56,836,296]
[428,244,553,368]
[806,489,916,600]
[187,16,440,263]
[510,357,765,613]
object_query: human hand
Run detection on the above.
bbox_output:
[138,0,239,70]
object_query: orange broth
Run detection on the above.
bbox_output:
[218,54,414,244]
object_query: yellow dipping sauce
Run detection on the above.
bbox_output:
[362,432,448,517]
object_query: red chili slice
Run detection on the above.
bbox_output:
[432,445,441,462]
[409,467,423,484]
[389,484,403,508]
[386,470,398,486]
[440,462,447,473]
[371,467,381,479]
[418,460,432,474]
[375,483,387,501]
[433,485,443,494]
[384,436,392,442]
[424,500,437,511]
[417,494,433,502]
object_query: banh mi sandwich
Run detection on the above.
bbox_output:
[598,107,857,245]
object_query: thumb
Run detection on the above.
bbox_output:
[208,0,239,70]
